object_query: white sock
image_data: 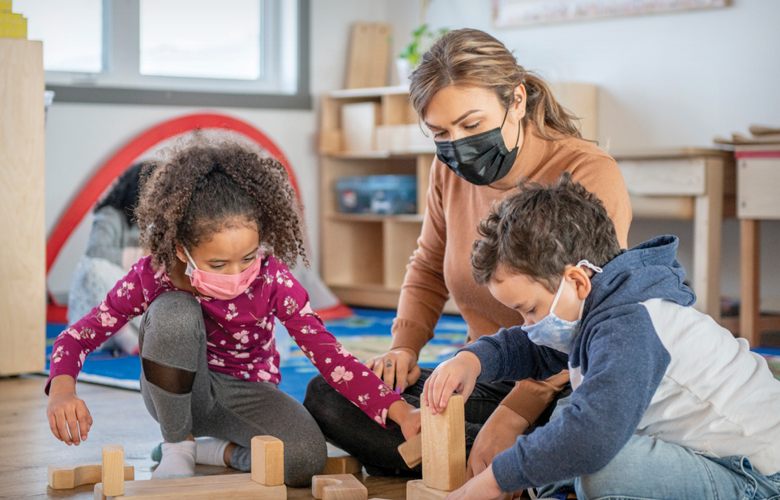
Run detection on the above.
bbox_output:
[195,437,229,467]
[152,441,196,479]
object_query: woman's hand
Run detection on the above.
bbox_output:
[388,399,422,441]
[46,375,93,446]
[467,405,529,479]
[422,351,481,414]
[446,464,504,500]
[364,348,421,393]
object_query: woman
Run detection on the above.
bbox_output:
[305,28,631,478]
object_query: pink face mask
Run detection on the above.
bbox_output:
[183,247,263,300]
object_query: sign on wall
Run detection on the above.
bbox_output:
[493,0,731,27]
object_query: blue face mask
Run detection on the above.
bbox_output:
[522,260,603,354]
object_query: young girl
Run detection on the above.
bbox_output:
[45,138,421,487]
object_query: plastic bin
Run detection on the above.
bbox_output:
[336,175,417,215]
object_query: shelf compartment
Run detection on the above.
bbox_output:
[322,220,384,287]
[383,219,424,289]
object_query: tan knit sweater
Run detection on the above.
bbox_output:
[390,123,632,424]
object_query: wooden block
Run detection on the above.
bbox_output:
[251,436,284,486]
[323,455,363,475]
[397,433,422,468]
[0,39,45,376]
[48,462,133,489]
[102,444,125,496]
[407,480,448,500]
[421,394,466,492]
[312,474,367,500]
[345,23,392,89]
[94,473,286,500]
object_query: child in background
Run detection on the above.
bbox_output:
[68,162,154,355]
[424,174,780,500]
[46,137,420,486]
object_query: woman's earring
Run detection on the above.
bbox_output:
[517,97,522,102]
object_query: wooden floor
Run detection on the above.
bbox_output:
[0,376,408,499]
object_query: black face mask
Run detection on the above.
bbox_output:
[435,110,521,186]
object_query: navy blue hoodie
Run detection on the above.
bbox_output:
[462,235,698,491]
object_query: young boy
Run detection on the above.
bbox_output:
[423,173,780,500]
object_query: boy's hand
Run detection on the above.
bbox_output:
[468,405,529,479]
[364,347,421,393]
[422,351,481,415]
[446,464,504,500]
[388,399,422,440]
[46,375,93,446]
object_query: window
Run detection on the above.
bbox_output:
[139,0,261,80]
[14,0,310,108]
[15,0,103,73]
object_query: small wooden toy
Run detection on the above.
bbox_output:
[251,436,284,486]
[323,454,363,475]
[397,433,422,468]
[48,462,134,489]
[102,445,125,496]
[407,394,467,500]
[94,437,287,500]
[312,474,368,500]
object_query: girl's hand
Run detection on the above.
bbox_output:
[46,375,93,446]
[422,351,481,415]
[446,464,504,500]
[364,348,421,393]
[387,400,422,441]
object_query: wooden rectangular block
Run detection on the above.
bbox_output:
[407,480,448,500]
[94,473,286,500]
[0,38,45,376]
[312,474,367,500]
[323,454,363,475]
[397,433,422,468]
[48,462,133,489]
[251,436,284,486]
[102,445,125,496]
[421,394,466,492]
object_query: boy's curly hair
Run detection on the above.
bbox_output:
[471,173,622,292]
[136,135,307,272]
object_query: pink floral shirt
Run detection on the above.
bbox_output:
[47,255,402,426]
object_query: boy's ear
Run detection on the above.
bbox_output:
[566,266,592,300]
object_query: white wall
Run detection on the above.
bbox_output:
[47,0,780,308]
[385,0,780,305]
[46,0,389,298]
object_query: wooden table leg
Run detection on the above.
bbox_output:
[693,159,724,322]
[740,219,760,347]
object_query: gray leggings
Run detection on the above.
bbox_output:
[139,291,327,487]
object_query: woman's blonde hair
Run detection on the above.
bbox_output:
[409,28,582,141]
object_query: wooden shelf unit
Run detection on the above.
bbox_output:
[319,87,460,313]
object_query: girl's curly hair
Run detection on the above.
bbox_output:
[136,135,307,272]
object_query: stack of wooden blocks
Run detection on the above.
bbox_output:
[405,395,467,500]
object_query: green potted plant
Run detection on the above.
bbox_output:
[397,24,448,85]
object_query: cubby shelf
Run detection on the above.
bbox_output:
[318,87,459,315]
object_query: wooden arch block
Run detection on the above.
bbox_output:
[48,462,133,490]
[312,474,367,500]
[421,394,466,491]
[251,436,285,486]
